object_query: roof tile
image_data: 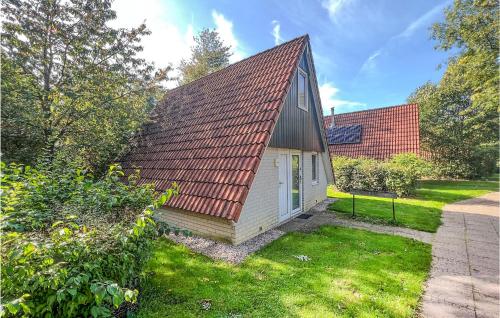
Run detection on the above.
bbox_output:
[324,104,420,160]
[121,35,307,221]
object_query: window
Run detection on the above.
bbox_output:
[312,153,318,184]
[298,68,308,111]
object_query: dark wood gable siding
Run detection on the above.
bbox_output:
[269,49,324,152]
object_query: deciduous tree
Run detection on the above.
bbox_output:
[408,0,498,178]
[1,0,170,172]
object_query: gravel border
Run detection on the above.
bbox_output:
[167,229,285,264]
[165,199,335,264]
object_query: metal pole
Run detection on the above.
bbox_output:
[392,198,395,222]
[352,194,355,217]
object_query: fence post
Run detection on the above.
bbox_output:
[352,194,355,217]
[392,198,395,222]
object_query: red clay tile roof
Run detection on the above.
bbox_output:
[323,104,420,160]
[121,36,308,221]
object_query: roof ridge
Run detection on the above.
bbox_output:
[164,34,309,95]
[325,103,418,117]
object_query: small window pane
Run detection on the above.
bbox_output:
[298,71,307,110]
[312,154,317,182]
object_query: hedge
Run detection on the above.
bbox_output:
[333,153,431,197]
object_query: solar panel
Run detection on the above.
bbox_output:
[327,124,362,144]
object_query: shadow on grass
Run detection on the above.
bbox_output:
[327,180,500,233]
[135,226,431,318]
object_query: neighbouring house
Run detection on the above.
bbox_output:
[121,35,334,245]
[323,104,421,160]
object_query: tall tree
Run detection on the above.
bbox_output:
[408,0,499,178]
[178,29,232,84]
[1,0,170,171]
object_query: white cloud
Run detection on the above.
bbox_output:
[321,0,356,22]
[211,10,245,63]
[271,20,283,46]
[319,82,366,113]
[110,3,247,88]
[109,1,192,68]
[357,1,450,77]
[354,1,451,79]
[109,0,194,88]
[396,1,451,39]
[359,49,382,74]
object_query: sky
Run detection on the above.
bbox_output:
[110,0,453,114]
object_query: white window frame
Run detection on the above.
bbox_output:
[297,68,308,111]
[311,152,319,185]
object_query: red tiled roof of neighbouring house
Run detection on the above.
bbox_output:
[120,36,308,221]
[323,104,420,160]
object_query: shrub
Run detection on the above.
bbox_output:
[356,158,387,192]
[1,163,179,317]
[430,144,498,179]
[331,156,359,192]
[332,154,431,197]
[384,153,431,196]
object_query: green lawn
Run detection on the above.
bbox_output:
[327,180,499,232]
[136,226,431,318]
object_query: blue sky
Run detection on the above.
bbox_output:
[111,0,452,114]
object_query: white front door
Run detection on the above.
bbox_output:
[278,151,302,222]
[278,153,290,222]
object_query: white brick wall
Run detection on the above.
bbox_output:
[302,151,328,211]
[235,147,328,244]
[156,207,236,243]
[234,147,280,244]
[156,146,329,245]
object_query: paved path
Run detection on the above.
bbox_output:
[421,192,500,318]
[278,199,434,244]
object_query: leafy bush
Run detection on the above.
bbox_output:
[333,153,431,197]
[331,156,359,193]
[356,158,387,192]
[384,153,432,196]
[1,163,179,317]
[429,144,498,180]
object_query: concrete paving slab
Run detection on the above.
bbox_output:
[421,301,476,318]
[421,191,500,318]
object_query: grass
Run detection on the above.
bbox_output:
[327,179,499,233]
[136,226,431,318]
[483,173,500,182]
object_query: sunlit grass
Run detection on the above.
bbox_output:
[327,179,499,232]
[136,226,431,317]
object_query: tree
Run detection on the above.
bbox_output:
[1,0,170,172]
[178,29,232,84]
[408,0,499,178]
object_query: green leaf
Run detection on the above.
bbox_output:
[19,303,31,315]
[112,293,124,308]
[106,283,119,296]
[51,221,63,228]
[124,290,136,302]
[56,289,66,302]
[5,303,20,315]
[90,306,100,318]
[156,193,168,207]
[23,242,36,256]
[94,286,106,305]
[68,288,77,296]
